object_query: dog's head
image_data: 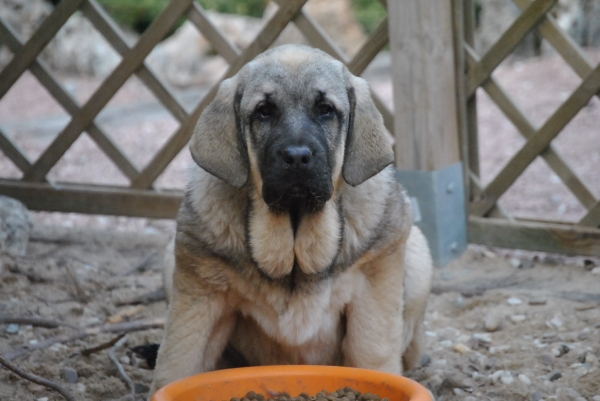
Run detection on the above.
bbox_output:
[190,45,393,217]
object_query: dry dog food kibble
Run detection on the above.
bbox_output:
[230,387,389,401]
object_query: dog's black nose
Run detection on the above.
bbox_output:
[282,146,312,168]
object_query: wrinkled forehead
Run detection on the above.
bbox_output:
[238,51,349,112]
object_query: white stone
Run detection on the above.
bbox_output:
[77,383,86,393]
[591,267,600,275]
[510,314,526,323]
[425,331,437,337]
[473,333,492,343]
[453,388,465,396]
[119,355,130,365]
[484,312,502,332]
[507,297,523,305]
[518,374,532,385]
[454,343,472,354]
[500,372,514,385]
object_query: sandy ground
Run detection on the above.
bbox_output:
[0,225,599,401]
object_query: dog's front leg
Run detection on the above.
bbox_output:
[149,287,235,396]
[342,245,406,375]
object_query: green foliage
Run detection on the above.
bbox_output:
[97,0,267,34]
[96,0,383,36]
[350,0,386,34]
[197,0,267,18]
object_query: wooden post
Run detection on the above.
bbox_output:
[388,0,461,171]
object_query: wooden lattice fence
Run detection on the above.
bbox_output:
[0,0,391,218]
[460,0,600,255]
[1,0,599,257]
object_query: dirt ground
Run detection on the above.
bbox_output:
[0,223,599,401]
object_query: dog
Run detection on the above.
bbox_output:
[150,44,433,395]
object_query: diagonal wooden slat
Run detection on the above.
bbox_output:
[580,201,600,227]
[0,17,138,181]
[186,3,241,64]
[129,0,310,189]
[22,0,195,183]
[512,0,600,103]
[81,0,189,123]
[470,64,600,217]
[0,128,31,173]
[0,0,83,100]
[465,0,556,96]
[347,18,389,75]
[465,45,597,210]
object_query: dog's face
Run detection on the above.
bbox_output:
[190,45,393,219]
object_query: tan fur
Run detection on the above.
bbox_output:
[150,45,433,397]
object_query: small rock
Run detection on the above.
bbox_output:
[572,366,588,379]
[489,370,505,382]
[62,367,78,384]
[532,391,544,401]
[6,324,19,334]
[420,354,431,367]
[473,333,492,343]
[508,297,523,305]
[453,388,465,396]
[500,372,514,385]
[585,352,598,366]
[577,328,591,340]
[540,353,555,366]
[484,313,502,332]
[551,344,570,357]
[583,259,596,270]
[119,355,130,365]
[518,374,531,385]
[549,317,563,328]
[454,343,471,354]
[76,383,86,393]
[529,297,547,306]
[509,258,522,268]
[134,383,150,394]
[0,196,32,257]
[548,371,562,381]
[510,314,526,323]
[591,266,600,275]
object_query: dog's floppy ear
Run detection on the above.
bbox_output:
[189,77,248,189]
[343,73,394,187]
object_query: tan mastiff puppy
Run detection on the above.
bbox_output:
[150,44,432,395]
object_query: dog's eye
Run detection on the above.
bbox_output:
[256,105,275,120]
[318,104,333,117]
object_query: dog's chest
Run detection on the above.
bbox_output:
[234,271,358,348]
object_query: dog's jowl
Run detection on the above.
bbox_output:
[150,45,433,395]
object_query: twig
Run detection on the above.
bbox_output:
[80,333,126,356]
[109,335,135,399]
[0,354,77,401]
[64,263,88,302]
[0,316,80,330]
[119,252,158,276]
[5,317,165,360]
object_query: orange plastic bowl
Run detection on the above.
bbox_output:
[151,365,432,401]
